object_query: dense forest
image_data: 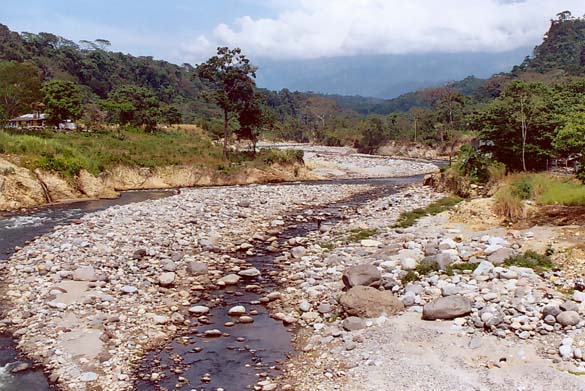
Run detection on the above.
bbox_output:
[1,11,585,172]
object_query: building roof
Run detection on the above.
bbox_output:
[9,113,48,121]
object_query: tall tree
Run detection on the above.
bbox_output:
[0,61,42,122]
[41,79,82,125]
[197,47,257,157]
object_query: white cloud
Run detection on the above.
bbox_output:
[182,0,585,61]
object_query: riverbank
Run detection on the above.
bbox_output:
[0,141,439,213]
[272,192,585,390]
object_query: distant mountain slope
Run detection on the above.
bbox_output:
[518,11,585,75]
[255,50,530,99]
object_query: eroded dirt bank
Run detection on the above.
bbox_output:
[0,156,315,212]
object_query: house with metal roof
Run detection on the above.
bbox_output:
[6,112,47,129]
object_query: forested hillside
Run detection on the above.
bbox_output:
[0,24,217,122]
[1,12,585,166]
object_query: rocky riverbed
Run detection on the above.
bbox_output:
[271,192,585,391]
[2,149,584,391]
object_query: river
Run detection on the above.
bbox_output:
[0,191,172,391]
[0,174,429,390]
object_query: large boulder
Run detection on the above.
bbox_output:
[340,286,404,318]
[342,264,381,290]
[423,295,472,320]
[487,248,514,265]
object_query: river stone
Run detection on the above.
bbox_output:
[132,249,147,260]
[79,372,98,382]
[204,329,222,337]
[439,238,457,250]
[557,311,580,327]
[400,257,417,271]
[218,274,240,285]
[473,261,494,276]
[239,316,254,324]
[291,246,307,259]
[189,306,210,315]
[422,295,472,320]
[342,264,381,289]
[343,316,366,331]
[162,261,177,272]
[340,286,404,318]
[158,272,176,287]
[72,266,98,282]
[121,285,138,294]
[361,239,382,247]
[186,261,208,276]
[487,248,514,265]
[228,306,246,316]
[8,362,30,373]
[574,291,585,303]
[543,305,561,318]
[238,268,261,278]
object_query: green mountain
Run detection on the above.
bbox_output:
[0,24,217,122]
[518,11,585,75]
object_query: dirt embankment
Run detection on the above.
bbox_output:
[0,157,313,212]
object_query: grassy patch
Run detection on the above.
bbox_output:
[345,228,380,242]
[494,174,585,220]
[0,130,301,177]
[401,271,419,284]
[394,197,463,228]
[445,263,478,275]
[401,263,439,284]
[503,250,554,273]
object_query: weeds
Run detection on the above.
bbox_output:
[394,197,463,228]
[445,263,478,276]
[493,173,585,220]
[503,250,554,273]
[345,228,380,242]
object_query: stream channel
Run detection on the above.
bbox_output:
[0,176,424,391]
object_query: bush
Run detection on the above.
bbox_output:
[257,149,304,166]
[35,156,83,177]
[493,173,585,220]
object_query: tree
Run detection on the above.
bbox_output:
[554,107,585,163]
[197,47,257,157]
[102,85,160,131]
[0,61,42,122]
[41,80,82,125]
[356,116,391,154]
[475,81,559,171]
[504,81,549,171]
[236,97,274,154]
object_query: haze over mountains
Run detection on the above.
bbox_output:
[255,49,531,98]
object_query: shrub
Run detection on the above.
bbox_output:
[493,185,525,220]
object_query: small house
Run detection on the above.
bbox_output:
[6,112,47,129]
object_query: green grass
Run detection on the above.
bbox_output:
[494,174,585,219]
[345,228,380,242]
[445,263,478,276]
[394,197,463,228]
[0,129,302,177]
[503,250,554,273]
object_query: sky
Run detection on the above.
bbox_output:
[2,0,585,64]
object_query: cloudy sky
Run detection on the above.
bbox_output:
[2,0,585,64]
